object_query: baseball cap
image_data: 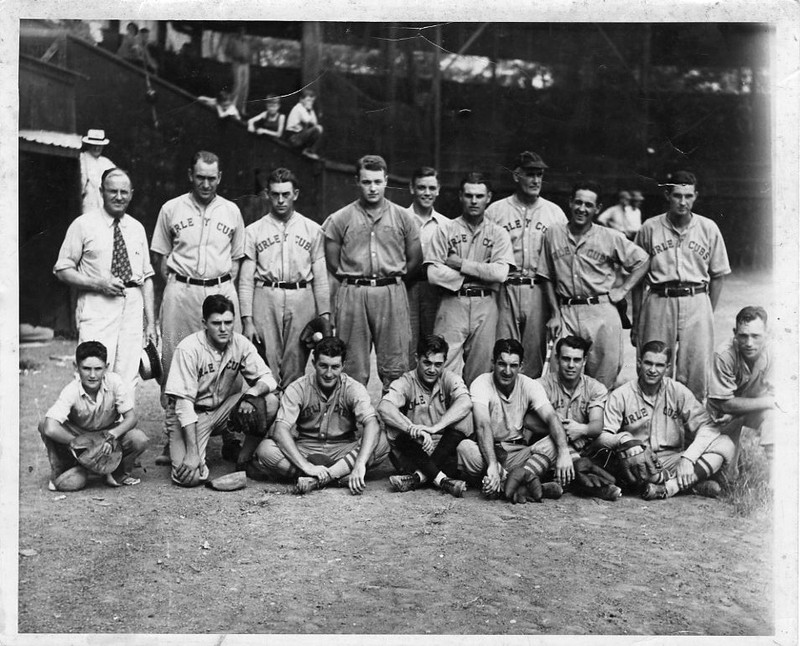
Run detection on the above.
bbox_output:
[514,151,548,170]
[665,170,697,186]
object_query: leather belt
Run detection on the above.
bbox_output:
[497,438,527,446]
[175,273,232,287]
[650,283,708,297]
[563,294,608,306]
[123,281,141,288]
[256,279,309,289]
[342,276,401,287]
[458,287,492,297]
[505,276,544,286]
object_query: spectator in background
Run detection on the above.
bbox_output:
[597,189,643,240]
[198,90,242,122]
[248,94,286,138]
[286,90,323,160]
[117,22,144,65]
[79,129,116,214]
[226,25,252,117]
[138,27,159,73]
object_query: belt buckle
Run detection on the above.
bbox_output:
[369,278,377,287]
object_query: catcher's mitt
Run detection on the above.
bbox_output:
[616,440,667,485]
[229,394,269,438]
[503,467,543,504]
[69,432,122,475]
[299,315,335,350]
[573,457,616,490]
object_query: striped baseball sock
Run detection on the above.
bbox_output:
[694,454,723,481]
[522,453,550,479]
[328,448,360,479]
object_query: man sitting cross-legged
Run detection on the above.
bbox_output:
[378,334,473,498]
[250,337,390,495]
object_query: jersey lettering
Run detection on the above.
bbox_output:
[171,218,194,235]
[294,235,313,252]
[687,240,710,261]
[623,407,648,427]
[651,238,676,255]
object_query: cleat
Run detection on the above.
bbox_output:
[596,484,623,501]
[641,482,668,501]
[440,477,467,498]
[295,476,320,494]
[541,482,563,499]
[389,474,419,493]
[692,480,721,499]
[155,443,171,466]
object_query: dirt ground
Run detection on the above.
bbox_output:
[16,271,781,636]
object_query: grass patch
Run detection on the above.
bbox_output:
[721,429,772,517]
[19,358,42,371]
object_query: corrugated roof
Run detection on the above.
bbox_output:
[19,129,82,150]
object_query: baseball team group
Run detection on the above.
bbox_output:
[38,146,776,504]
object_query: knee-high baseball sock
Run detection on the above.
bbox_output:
[328,447,360,480]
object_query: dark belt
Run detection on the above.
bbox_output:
[342,276,401,287]
[194,404,215,413]
[256,279,309,289]
[458,286,493,297]
[497,438,527,446]
[650,283,708,297]
[123,281,141,288]
[563,294,608,306]
[505,276,544,286]
[175,273,232,287]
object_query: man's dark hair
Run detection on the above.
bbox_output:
[460,171,492,194]
[735,306,768,329]
[570,181,603,202]
[76,340,108,365]
[640,340,672,363]
[100,167,132,190]
[191,151,221,172]
[556,335,591,359]
[493,338,524,362]
[202,294,235,320]
[356,155,387,174]
[267,167,299,191]
[314,337,347,362]
[417,334,449,361]
[411,166,438,183]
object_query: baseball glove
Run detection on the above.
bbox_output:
[69,432,122,475]
[299,315,335,350]
[503,467,543,504]
[573,457,616,490]
[229,394,269,438]
[616,440,667,485]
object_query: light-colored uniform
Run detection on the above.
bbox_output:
[165,331,277,483]
[325,199,420,388]
[407,206,448,360]
[427,217,514,387]
[538,223,648,388]
[707,338,775,448]
[151,192,246,395]
[487,195,567,377]
[43,372,148,481]
[79,151,115,213]
[597,204,642,239]
[457,372,552,477]
[634,213,731,400]
[598,377,734,473]
[253,373,390,478]
[238,210,330,388]
[54,209,154,393]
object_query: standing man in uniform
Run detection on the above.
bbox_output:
[487,151,567,378]
[598,340,735,500]
[151,151,246,464]
[427,172,514,387]
[55,168,156,399]
[250,337,390,495]
[633,170,731,401]
[325,154,421,390]
[539,181,649,389]
[79,129,116,213]
[239,167,330,388]
[405,166,449,363]
[378,334,472,498]
[165,295,279,487]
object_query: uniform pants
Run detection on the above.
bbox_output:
[389,428,467,481]
[287,125,323,153]
[334,281,411,389]
[457,439,540,479]
[165,393,241,485]
[434,293,498,388]
[555,300,623,389]
[252,284,316,388]
[638,291,713,401]
[251,432,390,480]
[497,282,549,378]
[76,287,144,398]
[407,280,441,365]
[719,409,774,478]
[39,420,148,482]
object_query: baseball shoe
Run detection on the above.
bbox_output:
[155,443,171,466]
[295,476,321,494]
[439,477,467,498]
[641,482,669,501]
[692,480,721,498]
[221,437,242,463]
[48,480,57,492]
[389,473,420,493]
[595,484,623,501]
[106,474,141,487]
[541,482,563,500]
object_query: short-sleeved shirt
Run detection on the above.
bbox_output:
[405,206,448,264]
[150,192,245,279]
[597,205,642,237]
[381,369,471,440]
[634,213,731,285]
[535,372,607,424]
[80,152,116,213]
[54,209,154,285]
[165,331,276,410]
[486,195,567,276]
[603,377,712,453]
[537,223,648,297]
[470,372,551,443]
[45,372,132,432]
[707,339,774,422]
[426,216,515,292]
[275,373,377,441]
[325,199,419,278]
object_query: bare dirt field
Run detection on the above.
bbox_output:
[16,270,782,636]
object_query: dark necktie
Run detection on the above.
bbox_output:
[111,219,133,283]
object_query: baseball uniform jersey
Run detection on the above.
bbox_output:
[427,216,514,386]
[538,223,648,388]
[487,195,567,377]
[634,213,731,400]
[54,209,154,394]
